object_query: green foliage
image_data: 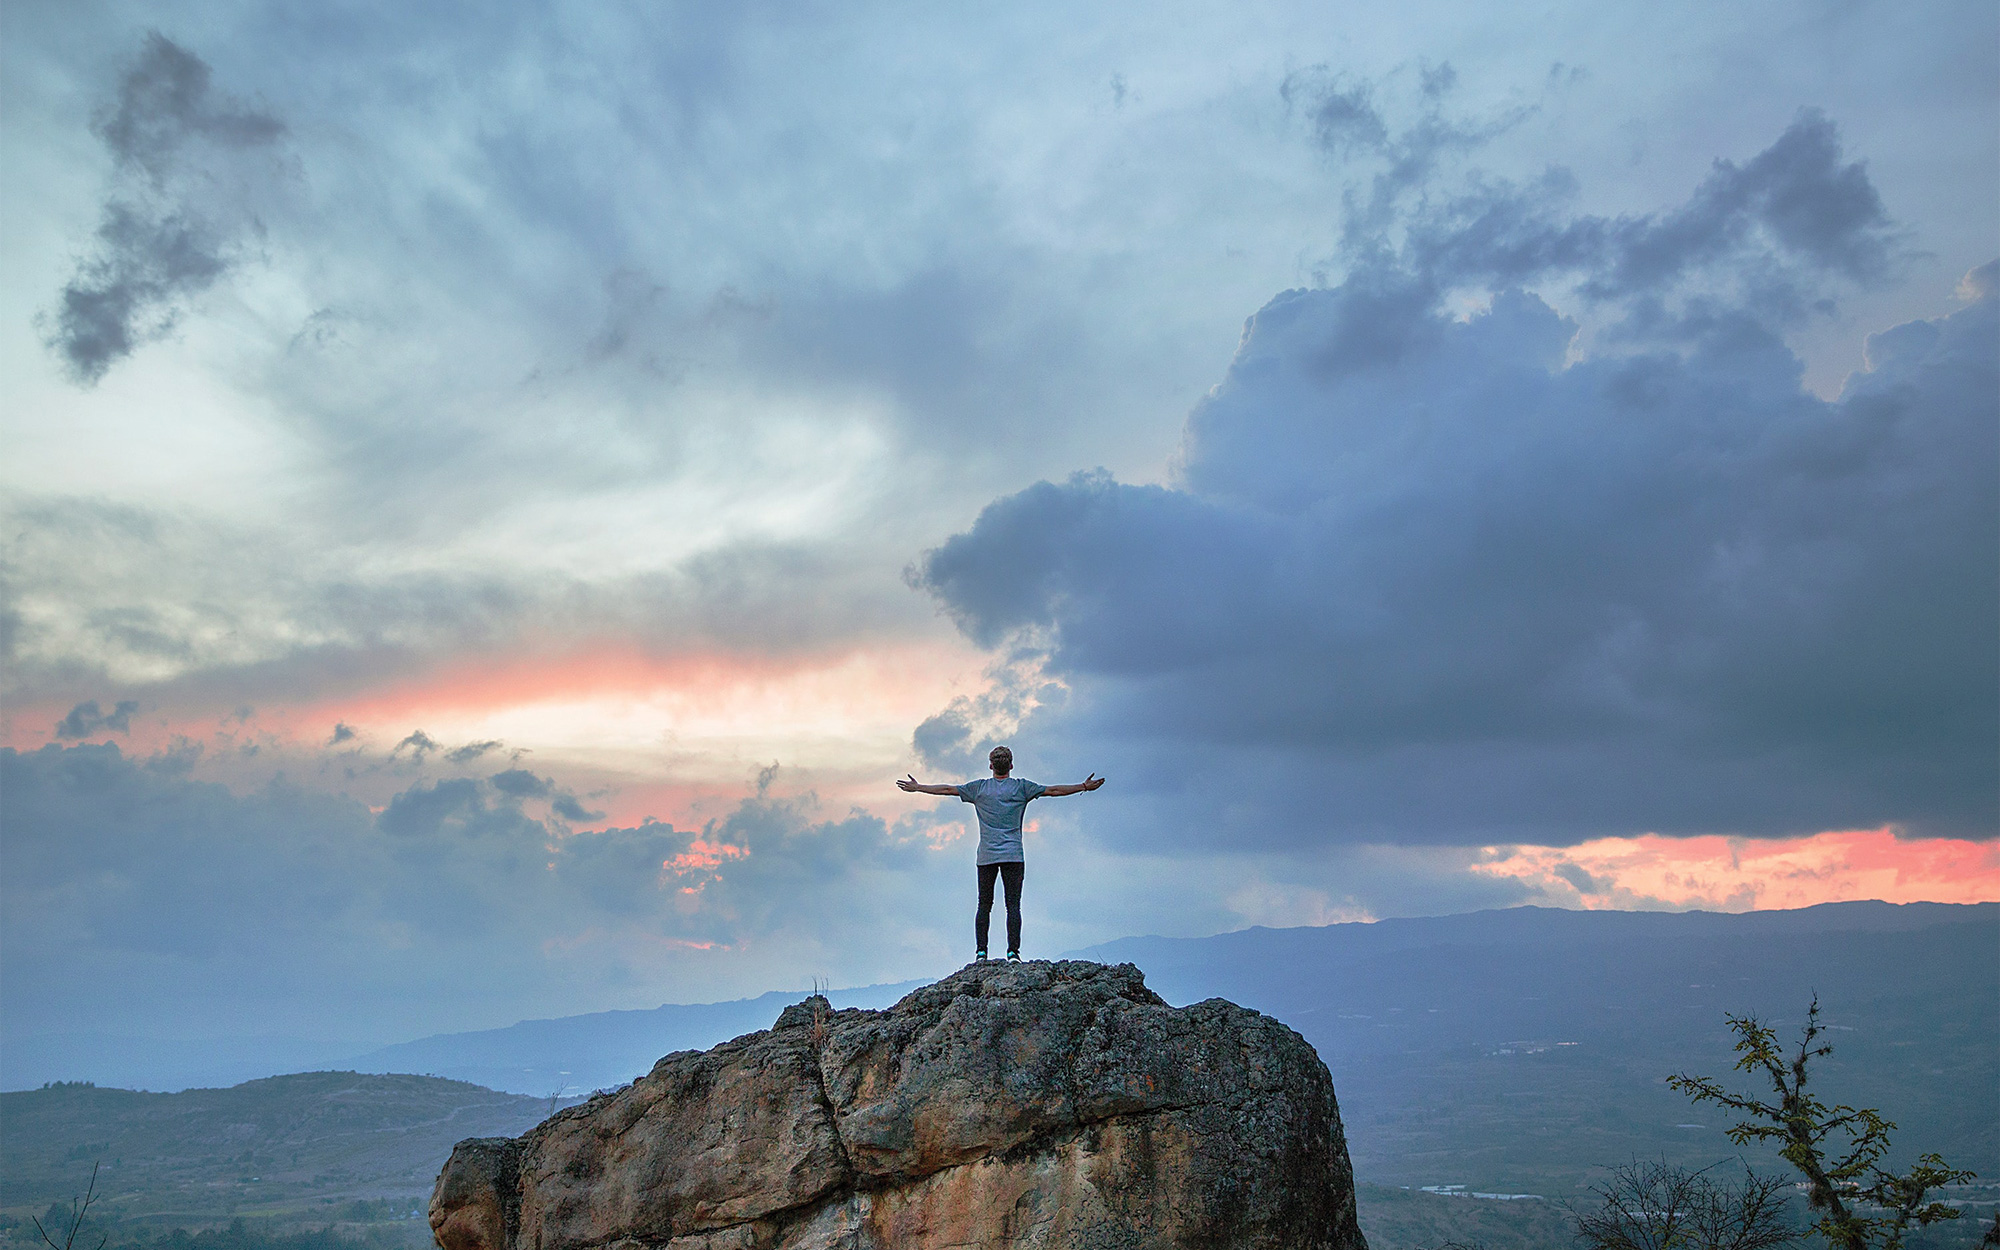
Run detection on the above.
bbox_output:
[1668,998,1975,1250]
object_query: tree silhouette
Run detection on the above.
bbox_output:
[32,1162,108,1250]
[1667,998,1975,1250]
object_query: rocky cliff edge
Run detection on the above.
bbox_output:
[430,959,1368,1249]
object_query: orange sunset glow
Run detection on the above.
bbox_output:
[1476,828,2000,911]
[304,642,992,801]
[1,639,1001,824]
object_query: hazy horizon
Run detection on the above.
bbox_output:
[6,897,1990,1094]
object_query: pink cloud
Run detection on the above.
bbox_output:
[1473,828,2000,910]
[663,839,750,875]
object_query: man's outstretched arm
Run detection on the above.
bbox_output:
[897,775,960,796]
[1041,774,1106,797]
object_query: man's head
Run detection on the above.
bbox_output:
[988,745,1013,776]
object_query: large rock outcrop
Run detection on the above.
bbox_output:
[431,960,1368,1249]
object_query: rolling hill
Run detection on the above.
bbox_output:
[0,1073,560,1239]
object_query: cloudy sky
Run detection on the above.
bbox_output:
[2,1,1995,1070]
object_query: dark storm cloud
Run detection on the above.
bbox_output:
[1290,76,1387,157]
[1279,84,1901,353]
[94,32,286,182]
[392,730,440,762]
[0,743,966,1044]
[1284,63,1540,247]
[45,32,287,383]
[49,205,230,383]
[328,723,356,745]
[444,739,503,765]
[53,699,141,739]
[551,794,606,823]
[1594,109,1892,291]
[1553,860,1612,894]
[1280,71,1896,338]
[488,768,551,799]
[1401,110,1897,312]
[914,122,1997,848]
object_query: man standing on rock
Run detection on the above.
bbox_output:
[898,745,1105,963]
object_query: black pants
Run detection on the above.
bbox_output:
[976,862,1024,955]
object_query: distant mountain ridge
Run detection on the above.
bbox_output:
[14,901,1987,1100]
[342,980,926,1096]
[1080,898,1991,961]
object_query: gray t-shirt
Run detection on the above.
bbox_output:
[956,776,1047,865]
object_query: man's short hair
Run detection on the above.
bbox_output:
[989,745,1013,767]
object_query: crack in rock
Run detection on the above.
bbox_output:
[431,960,1369,1250]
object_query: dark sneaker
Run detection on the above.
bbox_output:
[1006,951,1021,962]
[975,951,989,962]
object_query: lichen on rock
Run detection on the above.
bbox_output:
[431,959,1369,1249]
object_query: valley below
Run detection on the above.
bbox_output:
[5,901,1994,1250]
